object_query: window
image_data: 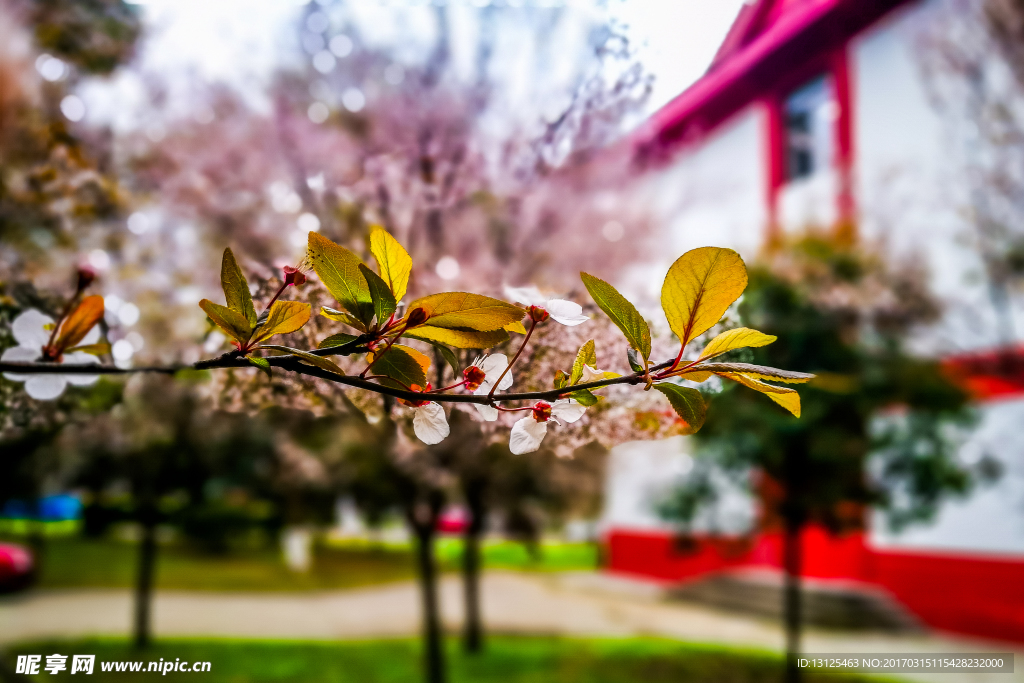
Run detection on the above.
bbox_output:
[783,75,835,182]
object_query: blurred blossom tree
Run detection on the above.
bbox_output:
[919,0,1024,349]
[658,234,982,683]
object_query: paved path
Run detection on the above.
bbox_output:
[1,571,1020,683]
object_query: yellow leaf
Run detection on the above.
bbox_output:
[307,232,373,325]
[251,301,311,343]
[403,326,509,349]
[678,370,712,383]
[698,327,776,361]
[199,299,252,344]
[720,372,801,417]
[504,320,527,335]
[54,295,105,352]
[661,247,748,349]
[369,225,412,302]
[221,248,257,326]
[407,292,525,331]
[320,306,368,332]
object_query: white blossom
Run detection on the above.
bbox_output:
[508,399,587,455]
[503,285,589,326]
[1,309,100,400]
[471,353,513,421]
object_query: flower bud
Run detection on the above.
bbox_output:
[532,401,552,422]
[76,266,96,292]
[528,305,549,323]
[405,307,429,328]
[463,366,487,391]
[283,265,307,287]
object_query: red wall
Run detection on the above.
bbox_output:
[606,528,1024,643]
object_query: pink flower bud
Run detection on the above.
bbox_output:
[76,266,96,292]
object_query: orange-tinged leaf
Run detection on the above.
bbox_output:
[66,342,111,356]
[54,295,105,352]
[369,225,412,302]
[407,292,525,331]
[369,344,429,390]
[698,327,776,362]
[661,247,747,349]
[221,248,257,325]
[251,301,311,343]
[199,299,252,344]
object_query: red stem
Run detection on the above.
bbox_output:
[487,318,537,400]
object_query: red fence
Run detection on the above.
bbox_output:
[606,528,1024,642]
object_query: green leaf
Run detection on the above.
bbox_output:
[222,248,257,326]
[422,341,460,379]
[260,345,346,376]
[317,333,360,350]
[370,345,429,390]
[359,264,397,327]
[570,339,597,386]
[407,292,525,331]
[653,383,707,435]
[66,342,111,356]
[627,346,644,373]
[580,272,652,363]
[247,356,272,379]
[661,247,748,350]
[320,306,368,332]
[199,299,252,344]
[698,327,776,362]
[307,232,374,325]
[569,388,600,406]
[251,301,311,344]
[369,225,412,302]
[403,326,509,349]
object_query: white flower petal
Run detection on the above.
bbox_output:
[63,352,100,386]
[2,346,41,381]
[479,353,513,390]
[503,285,546,307]
[25,374,67,400]
[545,299,589,326]
[551,398,586,423]
[473,402,499,422]
[509,416,548,455]
[580,365,605,383]
[413,402,450,445]
[12,309,54,349]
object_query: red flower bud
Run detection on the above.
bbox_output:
[283,265,307,287]
[532,401,552,422]
[405,307,429,328]
[528,305,549,323]
[76,266,96,292]
[463,366,487,391]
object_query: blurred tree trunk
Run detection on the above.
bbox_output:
[461,478,485,653]
[133,498,158,649]
[409,496,446,683]
[782,516,803,683]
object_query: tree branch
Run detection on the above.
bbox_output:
[0,352,678,406]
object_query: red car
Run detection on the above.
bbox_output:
[0,543,34,593]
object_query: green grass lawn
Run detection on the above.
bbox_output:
[10,535,596,592]
[4,636,898,683]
